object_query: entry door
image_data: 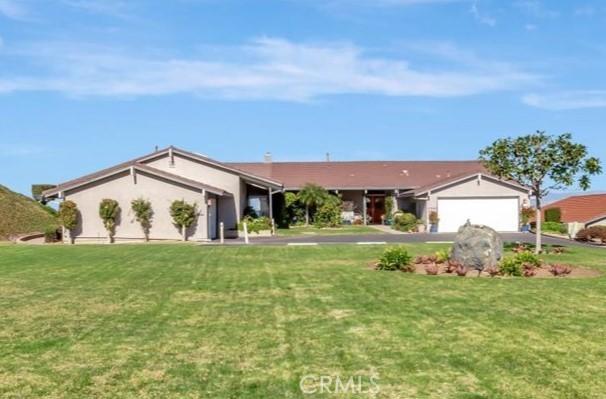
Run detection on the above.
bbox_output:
[208,197,217,239]
[368,196,385,224]
[437,197,519,232]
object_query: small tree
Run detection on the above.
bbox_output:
[131,198,153,242]
[297,183,329,225]
[99,199,120,243]
[58,200,78,244]
[170,199,198,241]
[480,131,601,253]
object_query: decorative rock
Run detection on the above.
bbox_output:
[451,221,503,272]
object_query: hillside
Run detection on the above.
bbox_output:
[0,185,58,240]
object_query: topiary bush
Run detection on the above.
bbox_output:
[544,208,562,223]
[99,199,120,243]
[170,200,198,241]
[392,212,418,232]
[131,198,153,241]
[376,246,413,272]
[58,200,79,244]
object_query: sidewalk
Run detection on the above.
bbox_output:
[367,224,408,235]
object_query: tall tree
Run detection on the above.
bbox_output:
[297,183,328,226]
[480,131,601,253]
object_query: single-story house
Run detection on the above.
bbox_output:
[543,194,606,228]
[43,146,531,242]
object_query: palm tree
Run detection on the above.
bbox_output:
[297,183,327,225]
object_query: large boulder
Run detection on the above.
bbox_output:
[451,221,503,272]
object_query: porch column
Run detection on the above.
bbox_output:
[200,189,209,241]
[363,190,367,225]
[392,190,399,214]
[268,187,273,221]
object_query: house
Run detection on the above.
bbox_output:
[42,146,531,242]
[543,194,606,228]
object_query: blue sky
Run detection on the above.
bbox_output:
[1,0,605,196]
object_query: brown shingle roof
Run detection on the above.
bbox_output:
[227,160,487,190]
[543,194,606,223]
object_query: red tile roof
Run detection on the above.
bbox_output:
[227,160,487,190]
[543,194,606,223]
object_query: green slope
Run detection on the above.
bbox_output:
[0,185,58,240]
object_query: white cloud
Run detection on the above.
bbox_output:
[522,91,606,110]
[60,0,132,19]
[0,38,539,101]
[0,0,27,20]
[470,2,496,26]
[574,6,595,17]
[513,0,559,18]
[525,23,537,31]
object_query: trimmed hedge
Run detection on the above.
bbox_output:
[544,208,562,223]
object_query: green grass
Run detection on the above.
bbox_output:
[0,184,57,240]
[277,224,380,236]
[1,243,606,398]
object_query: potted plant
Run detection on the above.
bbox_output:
[416,219,426,233]
[429,211,439,233]
[520,207,534,232]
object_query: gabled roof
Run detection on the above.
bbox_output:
[226,160,487,190]
[543,193,606,223]
[408,172,531,197]
[43,162,228,198]
[43,146,282,199]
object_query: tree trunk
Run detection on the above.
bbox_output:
[535,196,542,254]
[181,225,187,242]
[305,206,310,226]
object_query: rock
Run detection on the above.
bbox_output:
[451,221,503,272]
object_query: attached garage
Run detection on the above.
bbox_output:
[437,197,519,233]
[409,173,531,234]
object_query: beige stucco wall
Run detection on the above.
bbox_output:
[424,176,530,223]
[145,153,244,230]
[64,170,209,242]
[587,217,606,227]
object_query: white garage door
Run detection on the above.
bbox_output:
[437,197,519,233]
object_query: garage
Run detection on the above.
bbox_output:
[437,197,519,233]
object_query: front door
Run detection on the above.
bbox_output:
[368,196,385,224]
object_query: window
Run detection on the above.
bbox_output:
[248,195,269,217]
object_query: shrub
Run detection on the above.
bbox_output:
[549,264,572,277]
[314,200,342,228]
[99,199,120,243]
[435,249,450,264]
[500,252,541,276]
[58,200,78,243]
[455,264,468,276]
[392,212,418,232]
[131,198,153,241]
[239,216,272,234]
[485,266,500,277]
[376,247,413,272]
[425,263,439,275]
[544,208,562,223]
[170,200,197,241]
[444,260,459,274]
[44,225,60,243]
[576,226,606,243]
[542,221,567,234]
[499,257,522,276]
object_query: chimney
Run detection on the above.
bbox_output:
[264,152,272,163]
[325,152,330,162]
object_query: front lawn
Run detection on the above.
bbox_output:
[1,243,605,398]
[277,224,380,236]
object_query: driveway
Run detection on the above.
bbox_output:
[214,232,596,247]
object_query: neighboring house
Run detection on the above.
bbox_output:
[43,146,531,242]
[543,194,606,228]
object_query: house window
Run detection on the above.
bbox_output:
[248,195,269,217]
